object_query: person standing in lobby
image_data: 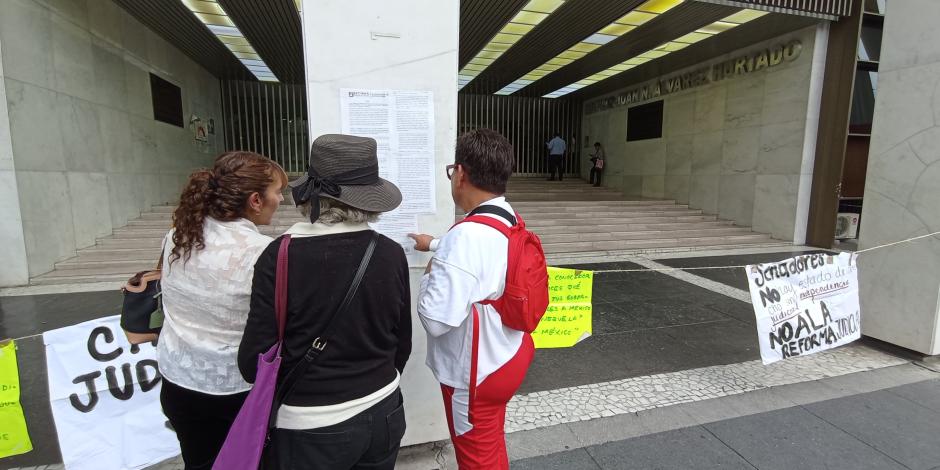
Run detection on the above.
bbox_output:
[158,152,288,470]
[589,141,605,187]
[409,129,536,469]
[545,132,567,181]
[239,134,412,470]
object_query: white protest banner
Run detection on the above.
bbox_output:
[43,315,179,470]
[747,252,862,365]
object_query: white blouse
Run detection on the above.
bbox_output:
[157,217,273,395]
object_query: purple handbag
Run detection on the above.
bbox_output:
[213,236,292,470]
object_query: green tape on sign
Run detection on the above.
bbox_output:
[0,339,32,458]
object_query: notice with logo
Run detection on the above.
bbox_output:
[340,89,436,259]
[532,267,593,348]
[746,252,861,365]
[0,340,32,459]
[44,316,179,470]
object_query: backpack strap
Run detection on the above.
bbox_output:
[467,205,517,226]
[460,214,512,238]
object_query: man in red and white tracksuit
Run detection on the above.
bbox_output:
[411,129,535,469]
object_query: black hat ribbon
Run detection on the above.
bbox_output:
[291,164,380,222]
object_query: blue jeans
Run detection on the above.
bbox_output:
[263,389,406,470]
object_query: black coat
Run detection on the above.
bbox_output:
[238,230,412,406]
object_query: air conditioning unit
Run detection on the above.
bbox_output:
[835,213,860,239]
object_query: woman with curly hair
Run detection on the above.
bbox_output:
[157,151,287,470]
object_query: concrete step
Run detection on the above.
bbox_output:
[528,220,735,235]
[511,199,676,207]
[541,234,774,254]
[30,272,131,286]
[536,227,754,244]
[526,215,717,227]
[514,203,687,213]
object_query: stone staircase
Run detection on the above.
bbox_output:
[504,178,780,258]
[29,177,781,286]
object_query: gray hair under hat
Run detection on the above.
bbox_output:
[289,134,402,222]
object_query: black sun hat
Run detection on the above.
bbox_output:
[289,134,402,222]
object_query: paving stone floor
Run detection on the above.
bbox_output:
[512,377,940,470]
[0,249,917,470]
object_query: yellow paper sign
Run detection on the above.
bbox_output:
[0,339,32,458]
[532,267,593,348]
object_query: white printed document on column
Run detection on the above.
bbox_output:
[746,252,862,365]
[340,88,436,215]
[43,315,179,470]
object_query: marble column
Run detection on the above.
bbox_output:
[857,0,940,355]
[0,36,31,287]
[301,0,458,445]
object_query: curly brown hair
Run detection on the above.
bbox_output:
[170,151,287,264]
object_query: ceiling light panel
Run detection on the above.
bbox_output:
[181,0,280,82]
[458,0,566,91]
[543,8,768,98]
[498,0,683,96]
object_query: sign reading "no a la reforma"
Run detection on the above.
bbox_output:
[746,252,862,365]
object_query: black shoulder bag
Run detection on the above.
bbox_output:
[267,231,380,430]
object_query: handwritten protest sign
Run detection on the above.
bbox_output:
[747,252,861,365]
[0,340,32,458]
[532,267,593,348]
[43,315,179,470]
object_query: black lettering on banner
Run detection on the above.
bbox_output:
[69,371,102,413]
[106,364,135,400]
[88,326,123,362]
[759,287,781,307]
[769,322,793,350]
[136,359,162,392]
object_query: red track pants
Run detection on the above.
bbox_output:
[441,333,535,470]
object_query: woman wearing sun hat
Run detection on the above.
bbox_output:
[238,134,412,470]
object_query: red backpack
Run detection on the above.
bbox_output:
[456,205,550,333]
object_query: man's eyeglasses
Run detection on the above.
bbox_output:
[446,164,457,180]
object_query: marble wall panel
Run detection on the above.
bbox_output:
[57,94,104,173]
[757,120,806,174]
[877,0,940,71]
[67,171,111,248]
[36,0,88,27]
[581,26,817,240]
[0,0,55,89]
[867,64,940,158]
[689,174,720,213]
[642,175,665,199]
[92,39,128,111]
[620,175,644,198]
[761,64,811,125]
[51,13,95,103]
[124,61,152,119]
[691,130,723,175]
[0,44,30,285]
[664,97,695,137]
[693,86,727,133]
[1,0,224,279]
[16,170,76,275]
[858,0,940,354]
[88,0,123,48]
[665,134,693,175]
[637,140,666,175]
[863,140,924,206]
[751,174,800,239]
[5,80,66,171]
[721,126,760,174]
[0,169,30,285]
[718,173,756,226]
[664,175,691,204]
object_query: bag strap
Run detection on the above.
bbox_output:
[271,231,379,411]
[466,205,517,226]
[275,235,292,341]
